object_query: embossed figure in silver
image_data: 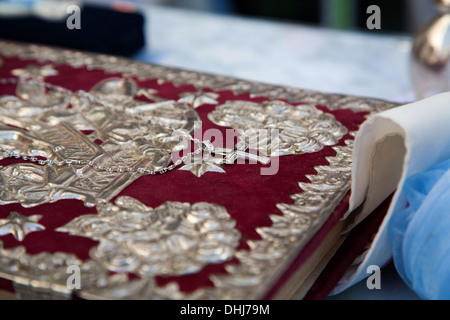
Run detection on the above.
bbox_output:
[0,76,200,207]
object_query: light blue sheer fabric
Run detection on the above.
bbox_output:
[389,158,450,300]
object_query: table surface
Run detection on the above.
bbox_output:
[130,4,420,300]
[134,4,416,104]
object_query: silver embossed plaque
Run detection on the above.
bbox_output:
[0,40,396,300]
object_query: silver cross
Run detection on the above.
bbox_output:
[203,140,270,165]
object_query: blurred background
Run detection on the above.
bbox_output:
[0,0,445,109]
[0,0,443,108]
[147,0,435,35]
[0,0,439,35]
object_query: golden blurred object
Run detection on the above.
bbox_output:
[411,0,450,98]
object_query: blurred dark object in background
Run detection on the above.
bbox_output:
[0,4,145,56]
[230,0,408,33]
[232,0,321,25]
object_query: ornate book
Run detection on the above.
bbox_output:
[0,40,396,300]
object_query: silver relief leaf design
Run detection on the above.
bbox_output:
[178,91,219,108]
[178,153,226,177]
[0,211,45,241]
[57,197,241,276]
[208,100,348,156]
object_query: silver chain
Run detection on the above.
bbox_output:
[0,77,214,175]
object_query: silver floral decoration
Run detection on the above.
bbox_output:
[57,196,241,276]
[11,64,58,79]
[208,100,348,156]
[0,211,45,241]
[178,90,219,108]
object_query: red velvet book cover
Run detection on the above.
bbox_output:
[0,40,395,300]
